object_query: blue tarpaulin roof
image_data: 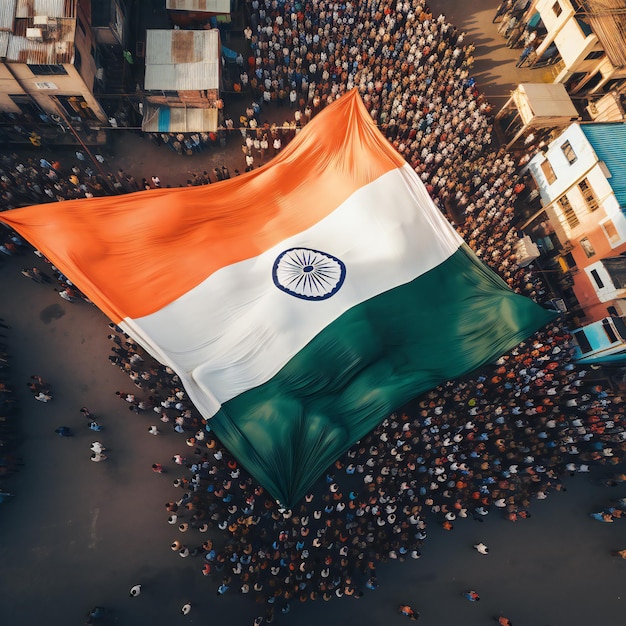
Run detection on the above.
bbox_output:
[580,123,626,209]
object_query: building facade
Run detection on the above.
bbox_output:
[142,28,221,134]
[525,122,626,324]
[521,0,626,95]
[0,0,108,124]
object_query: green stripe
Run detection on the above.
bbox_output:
[210,244,557,507]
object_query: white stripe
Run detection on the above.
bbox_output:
[123,165,462,418]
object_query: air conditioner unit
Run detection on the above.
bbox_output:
[26,28,43,41]
[33,16,49,27]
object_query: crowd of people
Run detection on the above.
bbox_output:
[233,0,547,299]
[101,302,624,613]
[0,0,625,620]
[0,150,247,211]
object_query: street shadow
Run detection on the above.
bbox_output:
[40,303,65,323]
[474,44,510,56]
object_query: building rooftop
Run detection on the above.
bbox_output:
[144,28,220,91]
[165,0,231,13]
[1,0,77,64]
[513,83,578,124]
[579,0,626,69]
[15,0,69,19]
[580,123,626,209]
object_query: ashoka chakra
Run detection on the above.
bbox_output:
[272,247,346,300]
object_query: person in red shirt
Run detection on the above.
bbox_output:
[399,604,420,620]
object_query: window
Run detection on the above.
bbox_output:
[580,237,595,258]
[56,95,97,120]
[558,194,579,228]
[602,319,618,343]
[601,219,620,244]
[573,329,592,354]
[552,2,562,17]
[540,159,557,184]
[591,269,604,289]
[28,64,68,75]
[584,50,604,61]
[578,178,598,212]
[563,252,576,269]
[602,78,621,94]
[561,141,577,164]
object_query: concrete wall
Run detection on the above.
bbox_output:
[0,63,23,113]
[8,62,107,122]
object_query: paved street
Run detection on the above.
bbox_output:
[1,2,625,626]
[427,0,542,102]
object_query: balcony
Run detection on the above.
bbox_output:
[543,59,566,82]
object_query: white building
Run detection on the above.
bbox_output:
[526,122,626,321]
[528,0,626,95]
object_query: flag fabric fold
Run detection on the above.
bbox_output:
[0,90,555,507]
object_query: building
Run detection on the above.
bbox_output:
[142,28,221,134]
[0,0,108,127]
[524,122,626,324]
[585,90,626,122]
[571,315,626,364]
[90,0,128,48]
[521,0,626,95]
[165,0,231,28]
[495,83,579,150]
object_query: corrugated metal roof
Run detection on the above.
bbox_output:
[0,1,17,31]
[145,29,219,91]
[166,0,231,13]
[142,103,218,132]
[579,0,626,69]
[6,35,72,63]
[16,0,71,19]
[5,15,76,63]
[0,32,10,57]
[580,123,626,208]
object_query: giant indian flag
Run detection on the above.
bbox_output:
[0,90,555,506]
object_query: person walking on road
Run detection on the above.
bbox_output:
[464,590,480,602]
[399,604,420,620]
